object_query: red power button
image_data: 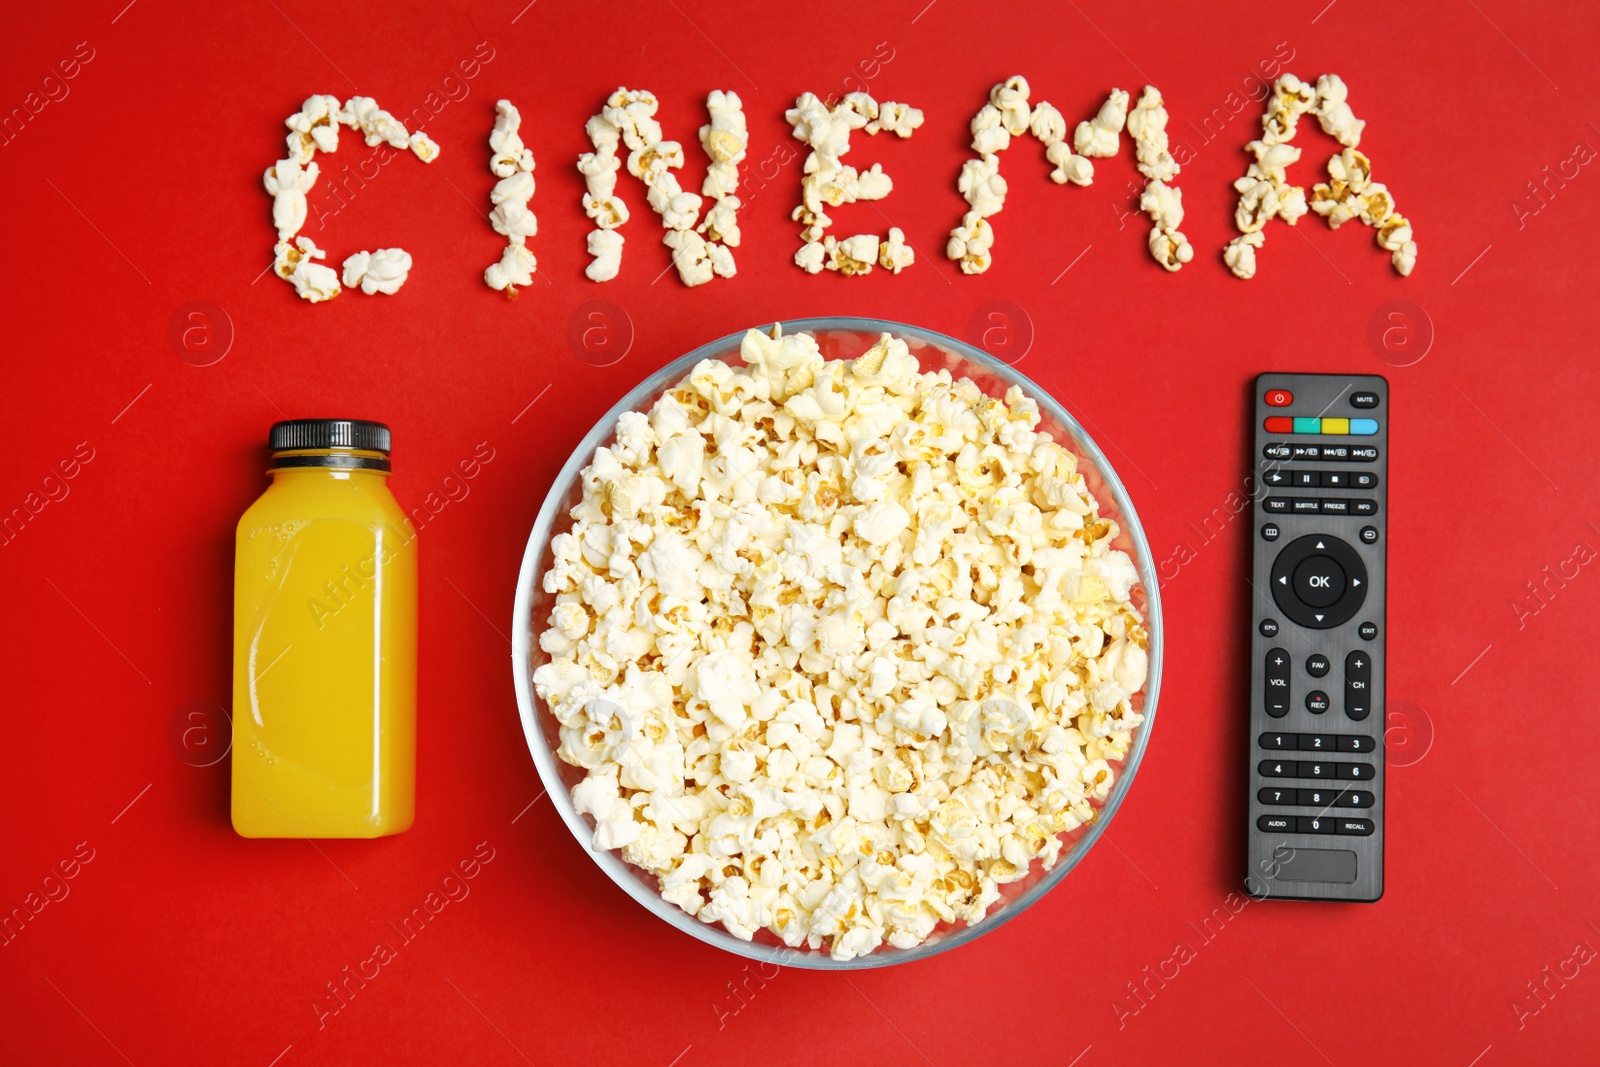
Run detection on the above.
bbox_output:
[1265,389,1293,407]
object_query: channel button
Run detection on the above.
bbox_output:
[1345,651,1372,721]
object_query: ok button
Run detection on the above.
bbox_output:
[1293,555,1346,607]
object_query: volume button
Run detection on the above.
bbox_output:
[1265,647,1291,718]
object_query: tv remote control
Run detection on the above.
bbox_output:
[1246,374,1387,902]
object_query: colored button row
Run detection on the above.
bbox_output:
[1263,417,1379,435]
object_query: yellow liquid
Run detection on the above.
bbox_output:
[231,454,416,837]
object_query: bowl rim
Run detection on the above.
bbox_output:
[511,315,1163,969]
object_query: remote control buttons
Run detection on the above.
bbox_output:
[1260,618,1279,636]
[1358,621,1378,641]
[1345,651,1373,720]
[1360,526,1379,544]
[1263,498,1291,514]
[1257,786,1372,808]
[1265,417,1294,433]
[1293,470,1318,487]
[1306,653,1330,677]
[1265,648,1291,717]
[1349,419,1379,435]
[1293,556,1346,607]
[1306,690,1330,714]
[1259,814,1294,832]
[1336,817,1375,835]
[1352,471,1378,488]
[1261,523,1280,541]
[1265,389,1293,406]
[1271,535,1368,629]
[1350,391,1380,408]
[1264,443,1293,460]
[1263,469,1289,488]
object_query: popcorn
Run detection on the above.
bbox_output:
[408,131,439,163]
[1046,142,1094,186]
[946,211,995,274]
[1227,74,1410,277]
[268,93,435,303]
[274,236,340,302]
[263,158,317,239]
[1314,74,1365,147]
[342,96,410,149]
[1138,179,1183,232]
[340,247,411,295]
[825,233,878,275]
[958,155,1007,217]
[583,89,743,285]
[794,240,826,274]
[1147,226,1193,272]
[1028,102,1067,147]
[970,105,1012,155]
[866,101,924,138]
[1073,88,1128,158]
[878,227,915,273]
[1224,231,1265,280]
[484,243,537,294]
[1128,86,1177,182]
[585,228,623,282]
[483,99,538,296]
[285,95,341,162]
[990,76,1032,136]
[535,325,1150,960]
[786,92,918,276]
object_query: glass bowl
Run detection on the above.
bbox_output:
[511,316,1163,969]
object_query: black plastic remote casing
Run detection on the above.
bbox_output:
[1246,374,1387,902]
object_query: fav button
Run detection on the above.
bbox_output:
[1266,389,1294,407]
[1349,418,1379,435]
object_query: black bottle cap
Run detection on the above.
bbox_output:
[269,419,391,455]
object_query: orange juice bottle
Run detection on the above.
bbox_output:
[231,420,416,837]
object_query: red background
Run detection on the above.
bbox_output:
[3,0,1597,1063]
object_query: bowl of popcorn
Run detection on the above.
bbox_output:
[513,317,1161,967]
